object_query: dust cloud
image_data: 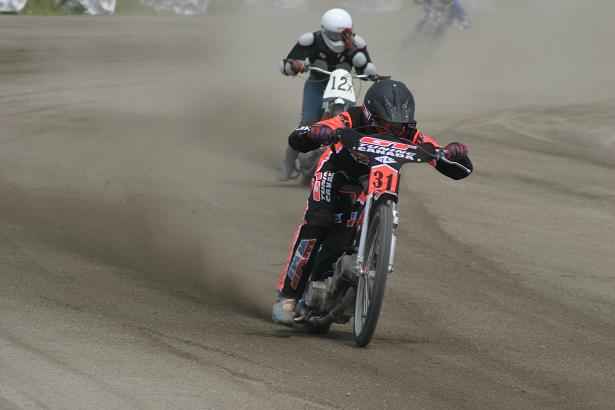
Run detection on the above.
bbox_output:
[1,1,613,320]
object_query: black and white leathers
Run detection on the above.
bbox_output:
[281,31,377,80]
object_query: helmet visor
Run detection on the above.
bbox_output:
[375,118,417,138]
[324,30,343,42]
[324,28,352,43]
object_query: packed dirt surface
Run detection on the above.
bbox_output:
[1,3,614,409]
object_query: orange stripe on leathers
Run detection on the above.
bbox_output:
[412,129,441,167]
[277,201,309,292]
[316,111,353,130]
[312,112,352,173]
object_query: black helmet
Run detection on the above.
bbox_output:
[364,79,415,125]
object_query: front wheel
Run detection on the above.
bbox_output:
[352,200,394,347]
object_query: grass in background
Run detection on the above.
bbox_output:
[18,0,159,15]
[21,0,65,15]
[116,0,162,15]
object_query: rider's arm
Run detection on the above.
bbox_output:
[288,112,354,153]
[349,35,377,76]
[281,32,317,76]
[417,132,473,180]
[288,126,321,153]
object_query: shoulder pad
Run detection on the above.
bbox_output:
[352,51,367,68]
[364,62,377,76]
[298,32,315,47]
[353,34,367,49]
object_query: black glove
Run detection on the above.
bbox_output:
[418,142,437,156]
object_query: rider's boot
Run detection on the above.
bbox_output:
[280,145,299,181]
[272,296,297,326]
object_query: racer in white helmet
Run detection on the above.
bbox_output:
[320,8,353,53]
[414,0,471,35]
[279,8,378,181]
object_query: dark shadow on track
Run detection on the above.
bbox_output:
[0,177,269,320]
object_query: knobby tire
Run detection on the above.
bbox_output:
[353,200,393,347]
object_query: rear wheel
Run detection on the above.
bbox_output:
[352,200,394,347]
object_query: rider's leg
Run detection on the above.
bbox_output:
[308,174,358,281]
[276,221,329,299]
[451,0,469,27]
[281,79,326,180]
[300,79,327,126]
[273,215,330,325]
[309,225,354,282]
[273,169,336,324]
[276,188,335,299]
[281,145,300,181]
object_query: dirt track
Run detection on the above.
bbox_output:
[1,5,614,409]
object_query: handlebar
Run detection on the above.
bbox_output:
[333,128,472,175]
[306,64,389,82]
[435,151,473,174]
[422,146,472,174]
[283,58,390,82]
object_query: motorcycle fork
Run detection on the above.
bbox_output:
[355,194,373,275]
[388,202,399,273]
[355,196,399,275]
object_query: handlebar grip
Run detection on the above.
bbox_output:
[436,150,473,174]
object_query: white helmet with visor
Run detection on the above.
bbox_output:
[320,8,353,53]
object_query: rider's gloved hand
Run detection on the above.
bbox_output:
[290,60,305,74]
[342,28,354,50]
[309,125,337,146]
[444,142,468,161]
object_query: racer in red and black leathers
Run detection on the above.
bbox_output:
[272,80,473,325]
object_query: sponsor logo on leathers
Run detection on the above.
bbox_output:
[288,239,317,289]
[374,155,397,164]
[357,136,417,161]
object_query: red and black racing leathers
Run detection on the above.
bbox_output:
[277,106,473,298]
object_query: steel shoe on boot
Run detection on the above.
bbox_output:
[272,297,297,326]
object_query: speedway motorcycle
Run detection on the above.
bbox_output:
[294,130,471,347]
